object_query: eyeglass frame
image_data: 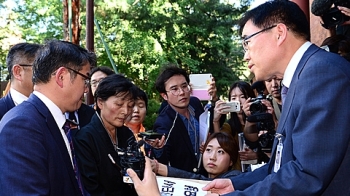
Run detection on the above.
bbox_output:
[65,67,91,86]
[242,25,277,52]
[18,64,33,67]
[166,84,191,96]
[90,78,105,88]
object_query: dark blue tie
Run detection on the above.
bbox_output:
[281,85,289,105]
[63,120,86,196]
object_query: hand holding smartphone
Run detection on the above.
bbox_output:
[221,101,240,113]
[138,131,164,141]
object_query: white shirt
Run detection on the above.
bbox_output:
[10,88,28,106]
[282,41,312,88]
[33,91,73,165]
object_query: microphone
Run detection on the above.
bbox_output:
[311,0,334,16]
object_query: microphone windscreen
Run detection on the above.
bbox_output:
[311,0,334,16]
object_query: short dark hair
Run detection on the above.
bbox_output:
[203,132,239,170]
[155,65,190,93]
[136,87,148,110]
[238,0,310,41]
[321,35,350,62]
[6,43,41,78]
[90,66,115,77]
[32,40,96,84]
[94,74,138,114]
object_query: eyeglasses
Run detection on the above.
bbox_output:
[65,67,91,86]
[90,78,104,88]
[18,64,32,67]
[242,25,277,52]
[166,84,191,96]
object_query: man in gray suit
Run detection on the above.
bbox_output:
[201,1,350,195]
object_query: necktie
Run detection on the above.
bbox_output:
[281,85,289,105]
[63,120,85,196]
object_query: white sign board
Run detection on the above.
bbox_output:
[156,176,211,196]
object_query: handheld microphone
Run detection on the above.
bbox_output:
[311,0,334,16]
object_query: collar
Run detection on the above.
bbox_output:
[282,41,312,88]
[33,91,66,130]
[10,88,28,106]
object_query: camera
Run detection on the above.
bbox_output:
[247,81,275,153]
[321,7,350,29]
[118,137,145,183]
[311,0,350,29]
[249,81,272,115]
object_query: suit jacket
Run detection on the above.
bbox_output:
[73,114,138,196]
[0,94,81,196]
[0,92,15,121]
[153,96,207,175]
[227,44,350,195]
[76,103,95,128]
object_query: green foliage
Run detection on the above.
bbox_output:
[143,99,161,130]
[0,0,252,125]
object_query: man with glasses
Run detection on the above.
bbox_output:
[0,40,96,195]
[201,1,350,195]
[0,42,41,120]
[151,65,212,175]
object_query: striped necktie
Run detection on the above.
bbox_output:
[63,119,86,196]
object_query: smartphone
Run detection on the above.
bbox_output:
[221,101,240,113]
[138,131,164,141]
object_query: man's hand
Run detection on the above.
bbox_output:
[127,158,161,196]
[202,178,235,195]
[145,135,166,149]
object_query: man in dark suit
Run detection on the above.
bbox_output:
[0,42,41,120]
[66,103,95,129]
[0,40,96,195]
[201,1,350,195]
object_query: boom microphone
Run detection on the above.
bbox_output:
[311,0,334,16]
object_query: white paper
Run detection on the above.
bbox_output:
[199,109,210,145]
[157,176,211,196]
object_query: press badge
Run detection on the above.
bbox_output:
[274,134,283,173]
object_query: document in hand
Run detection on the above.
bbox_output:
[157,176,211,196]
[189,74,212,100]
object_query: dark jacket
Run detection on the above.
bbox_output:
[153,96,206,174]
[167,166,241,180]
[0,94,82,195]
[73,114,138,196]
[0,92,15,121]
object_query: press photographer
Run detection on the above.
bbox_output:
[242,81,278,164]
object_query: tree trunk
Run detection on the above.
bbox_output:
[63,0,80,45]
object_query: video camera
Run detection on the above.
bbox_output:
[247,81,275,153]
[311,0,350,29]
[118,137,145,183]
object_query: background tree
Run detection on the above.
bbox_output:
[0,0,252,126]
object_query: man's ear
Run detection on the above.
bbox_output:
[160,93,168,101]
[12,65,23,81]
[55,67,68,88]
